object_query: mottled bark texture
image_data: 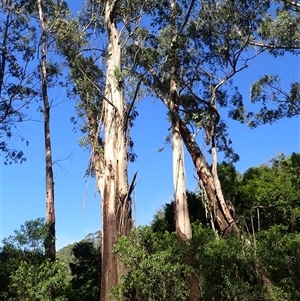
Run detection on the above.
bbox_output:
[37,0,56,261]
[179,119,239,236]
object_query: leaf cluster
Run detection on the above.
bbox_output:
[69,242,101,301]
[113,226,190,301]
[235,153,300,232]
[247,75,300,127]
[9,260,70,301]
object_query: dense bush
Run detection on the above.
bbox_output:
[2,154,300,301]
[113,226,191,301]
[9,260,70,301]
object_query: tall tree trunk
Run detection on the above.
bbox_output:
[169,2,200,299]
[54,10,134,298]
[100,1,133,300]
[171,103,200,301]
[172,120,192,241]
[179,119,238,236]
[149,65,238,236]
[169,0,192,244]
[37,0,56,261]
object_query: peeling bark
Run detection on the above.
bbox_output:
[99,1,134,300]
[179,119,239,236]
[56,3,134,297]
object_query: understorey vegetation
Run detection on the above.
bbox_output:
[1,153,300,300]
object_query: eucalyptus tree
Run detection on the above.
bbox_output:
[36,0,55,262]
[54,0,151,299]
[168,0,193,245]
[0,0,71,260]
[31,0,71,261]
[150,1,200,298]
[130,0,299,236]
[0,0,66,261]
[0,0,37,163]
[12,0,71,261]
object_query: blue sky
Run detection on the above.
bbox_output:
[0,2,299,250]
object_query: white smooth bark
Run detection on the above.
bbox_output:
[173,126,192,240]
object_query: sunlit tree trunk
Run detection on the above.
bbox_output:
[179,119,238,236]
[169,0,192,244]
[53,4,134,297]
[37,0,56,261]
[171,104,200,301]
[169,1,200,299]
[172,120,192,241]
[100,1,133,300]
[150,64,238,236]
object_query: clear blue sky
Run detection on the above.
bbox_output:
[0,2,299,250]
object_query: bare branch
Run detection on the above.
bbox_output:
[124,79,141,132]
[178,0,196,34]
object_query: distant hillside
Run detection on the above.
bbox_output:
[56,230,101,274]
[81,231,101,246]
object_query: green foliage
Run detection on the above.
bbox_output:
[114,224,274,301]
[56,243,75,264]
[258,5,300,53]
[248,75,300,126]
[243,1,300,126]
[114,67,124,85]
[217,161,242,202]
[113,226,190,301]
[192,226,265,301]
[0,246,25,300]
[0,221,101,301]
[151,203,175,233]
[0,0,70,164]
[56,231,101,301]
[236,153,300,232]
[0,0,37,164]
[3,218,48,253]
[9,260,70,301]
[53,11,106,163]
[151,191,207,233]
[0,219,50,300]
[257,226,300,301]
[56,243,75,281]
[1,218,48,271]
[69,241,101,301]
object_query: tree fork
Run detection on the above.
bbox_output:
[179,119,239,236]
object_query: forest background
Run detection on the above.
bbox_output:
[0,0,299,250]
[1,0,300,300]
